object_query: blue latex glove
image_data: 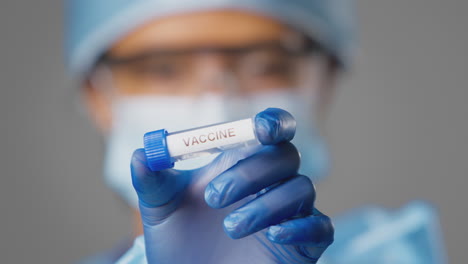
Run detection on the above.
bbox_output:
[130,108,333,264]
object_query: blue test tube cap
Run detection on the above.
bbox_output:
[144,129,174,171]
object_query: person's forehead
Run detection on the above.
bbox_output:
[109,10,293,57]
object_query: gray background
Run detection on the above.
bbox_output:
[1,0,467,263]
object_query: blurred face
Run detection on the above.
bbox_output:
[85,11,335,209]
[84,11,332,131]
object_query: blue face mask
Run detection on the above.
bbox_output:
[103,91,330,208]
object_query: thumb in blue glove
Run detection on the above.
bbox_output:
[130,108,334,264]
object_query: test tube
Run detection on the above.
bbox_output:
[144,118,260,171]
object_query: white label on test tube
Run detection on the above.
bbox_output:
[166,118,257,160]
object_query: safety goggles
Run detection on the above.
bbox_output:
[94,35,327,96]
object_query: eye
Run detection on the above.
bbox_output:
[239,49,293,79]
[256,59,291,77]
[129,56,187,81]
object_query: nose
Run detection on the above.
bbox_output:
[194,54,239,96]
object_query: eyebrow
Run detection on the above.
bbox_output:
[98,38,323,66]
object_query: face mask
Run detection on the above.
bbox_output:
[104,94,232,207]
[104,92,329,208]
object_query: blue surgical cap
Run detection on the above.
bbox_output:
[65,0,356,80]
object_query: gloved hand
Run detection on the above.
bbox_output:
[130,108,334,264]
